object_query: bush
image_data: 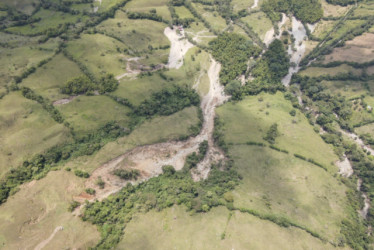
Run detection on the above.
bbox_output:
[112,169,140,180]
[74,169,90,178]
[85,188,96,195]
[264,123,279,144]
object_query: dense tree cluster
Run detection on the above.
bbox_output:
[134,85,200,117]
[83,164,241,248]
[262,0,323,23]
[209,33,260,85]
[61,73,118,95]
[112,169,140,180]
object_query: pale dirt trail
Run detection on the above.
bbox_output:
[34,226,63,250]
[249,0,259,9]
[115,57,142,80]
[83,57,228,201]
[264,13,288,46]
[336,155,353,177]
[164,27,194,69]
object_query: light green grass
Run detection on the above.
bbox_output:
[96,11,169,53]
[299,64,362,78]
[175,6,195,19]
[66,33,127,78]
[6,9,84,36]
[216,92,339,167]
[0,40,59,87]
[124,0,171,21]
[353,2,374,17]
[192,3,227,32]
[216,93,349,242]
[21,53,83,101]
[320,80,367,99]
[232,0,255,12]
[63,106,200,173]
[115,74,169,106]
[118,206,335,249]
[114,47,210,106]
[313,20,337,39]
[93,0,123,12]
[57,95,132,134]
[325,20,366,46]
[241,12,273,40]
[0,92,71,178]
[230,145,348,241]
[0,171,99,249]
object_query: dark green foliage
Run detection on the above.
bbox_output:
[61,73,118,95]
[112,169,140,180]
[96,177,105,189]
[68,201,81,212]
[264,123,279,144]
[289,109,296,116]
[134,85,200,117]
[326,0,359,6]
[21,87,66,124]
[99,74,119,94]
[269,145,289,154]
[127,12,167,23]
[82,165,241,249]
[224,80,243,100]
[262,39,290,81]
[86,188,96,195]
[209,33,260,85]
[184,140,208,169]
[61,75,95,95]
[262,0,323,24]
[340,219,370,249]
[74,169,90,178]
[246,141,267,147]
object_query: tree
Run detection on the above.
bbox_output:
[264,123,279,144]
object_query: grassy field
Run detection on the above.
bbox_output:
[241,12,274,40]
[96,11,169,53]
[353,2,374,17]
[66,33,127,78]
[0,92,71,178]
[313,20,336,40]
[114,47,210,105]
[118,206,336,249]
[57,95,132,134]
[63,106,200,173]
[6,9,84,36]
[216,92,339,167]
[216,94,350,242]
[0,170,99,249]
[124,0,171,21]
[321,0,350,17]
[324,32,374,63]
[0,39,60,87]
[320,80,367,99]
[20,53,83,101]
[175,6,195,19]
[232,0,255,12]
[192,3,228,32]
[299,64,362,78]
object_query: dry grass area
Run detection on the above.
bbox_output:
[321,0,351,17]
[0,171,99,249]
[324,33,374,63]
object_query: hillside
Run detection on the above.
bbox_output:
[0,0,374,249]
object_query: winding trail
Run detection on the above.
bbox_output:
[34,226,63,250]
[84,56,228,200]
